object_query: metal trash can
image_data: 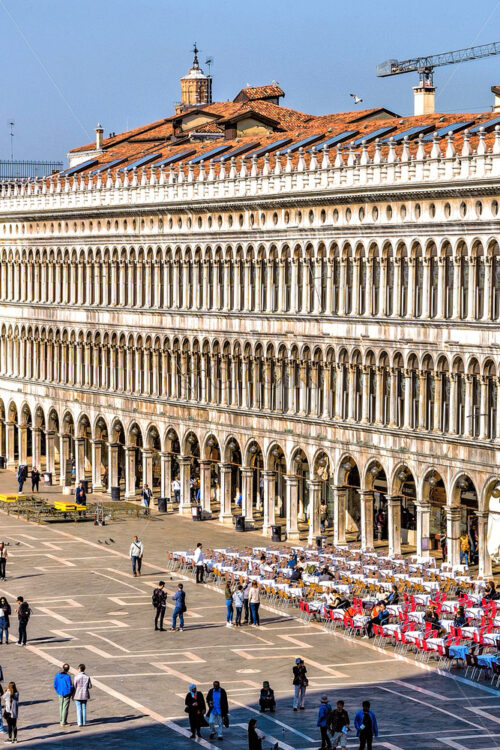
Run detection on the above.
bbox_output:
[235,515,245,532]
[0,456,5,469]
[81,479,90,494]
[43,472,53,486]
[111,486,120,502]
[191,504,202,521]
[271,524,282,542]
[316,535,327,549]
[158,497,167,513]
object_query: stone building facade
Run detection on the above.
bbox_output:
[0,61,499,574]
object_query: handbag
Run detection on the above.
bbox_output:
[222,714,229,728]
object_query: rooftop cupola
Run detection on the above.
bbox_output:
[177,44,213,113]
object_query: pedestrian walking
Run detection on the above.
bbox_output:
[16,466,26,494]
[354,701,378,750]
[75,481,86,506]
[129,535,143,576]
[194,542,205,583]
[1,682,19,743]
[141,484,152,515]
[0,683,5,735]
[206,680,228,741]
[329,700,350,748]
[248,717,279,750]
[170,583,186,631]
[243,578,251,624]
[292,657,308,711]
[53,663,73,727]
[0,544,7,581]
[15,597,30,646]
[184,683,207,739]
[152,581,167,631]
[172,477,181,504]
[31,467,40,493]
[0,596,10,644]
[249,581,261,626]
[224,579,233,627]
[73,664,92,727]
[317,695,332,750]
[233,585,244,626]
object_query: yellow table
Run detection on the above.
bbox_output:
[0,493,26,503]
[53,501,85,512]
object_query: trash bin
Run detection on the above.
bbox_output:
[111,486,120,502]
[81,479,90,494]
[191,504,202,521]
[158,497,167,513]
[271,524,282,542]
[43,472,52,486]
[235,515,245,532]
[316,535,327,549]
[0,457,5,469]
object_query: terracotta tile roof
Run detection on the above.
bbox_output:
[234,84,285,101]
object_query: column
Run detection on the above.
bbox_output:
[375,367,384,424]
[338,259,347,315]
[219,463,233,524]
[464,375,473,438]
[348,366,356,421]
[392,259,401,317]
[92,440,104,490]
[449,374,458,434]
[483,256,493,321]
[452,257,461,319]
[108,443,119,493]
[19,425,28,465]
[418,373,427,430]
[60,435,71,486]
[467,257,477,321]
[387,496,402,556]
[142,449,153,489]
[241,467,254,521]
[32,427,42,469]
[6,423,15,468]
[179,456,191,514]
[75,437,86,482]
[433,373,442,433]
[125,446,136,499]
[200,460,212,514]
[160,452,172,501]
[476,510,492,578]
[285,474,300,540]
[446,506,461,566]
[361,366,370,423]
[333,487,347,545]
[291,259,299,313]
[45,432,55,475]
[307,479,322,544]
[422,257,431,318]
[436,257,446,319]
[480,377,489,440]
[360,490,374,551]
[415,501,431,557]
[262,470,276,536]
[403,369,412,429]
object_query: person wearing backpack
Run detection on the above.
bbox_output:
[152,581,167,631]
[16,596,30,646]
[317,695,332,749]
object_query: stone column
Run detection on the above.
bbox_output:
[4,421,14,467]
[403,369,412,429]
[446,506,461,566]
[333,487,347,545]
[32,427,42,470]
[179,456,191,514]
[418,372,427,430]
[360,490,374,551]
[75,437,86,482]
[92,440,104,490]
[19,425,28,465]
[392,258,401,317]
[483,256,493,321]
[452,257,461,319]
[262,470,276,536]
[160,452,171,501]
[437,257,446,319]
[348,365,357,421]
[285,474,300,540]
[407,258,415,318]
[241,467,254,521]
[219,463,233,524]
[449,373,458,435]
[361,366,370,423]
[375,367,385,424]
[433,373,442,433]
[199,460,212,513]
[142,449,153,489]
[387,496,402,556]
[416,501,431,557]
[60,434,71,486]
[480,377,489,440]
[125,446,137,499]
[108,443,119,493]
[476,510,492,578]
[307,479,322,544]
[464,375,473,438]
[338,259,347,315]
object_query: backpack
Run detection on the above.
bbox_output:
[152,589,160,608]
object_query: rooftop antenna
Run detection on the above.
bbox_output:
[8,120,14,161]
[205,57,213,75]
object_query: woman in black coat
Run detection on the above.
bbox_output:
[248,718,263,750]
[185,684,207,739]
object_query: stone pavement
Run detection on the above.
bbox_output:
[0,473,499,748]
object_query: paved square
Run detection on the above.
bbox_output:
[0,507,498,749]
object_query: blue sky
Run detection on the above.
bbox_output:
[1,0,500,162]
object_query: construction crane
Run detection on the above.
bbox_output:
[377,41,500,86]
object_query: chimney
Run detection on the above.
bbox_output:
[492,86,500,112]
[413,84,435,116]
[95,123,104,150]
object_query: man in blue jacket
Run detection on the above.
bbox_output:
[170,583,186,631]
[53,663,73,726]
[317,694,332,749]
[354,700,378,750]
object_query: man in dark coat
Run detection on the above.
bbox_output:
[184,684,207,739]
[206,681,229,740]
[75,481,86,505]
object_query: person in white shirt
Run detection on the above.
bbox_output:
[193,542,205,584]
[172,478,181,504]
[129,536,143,576]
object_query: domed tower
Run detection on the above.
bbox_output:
[177,44,213,112]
